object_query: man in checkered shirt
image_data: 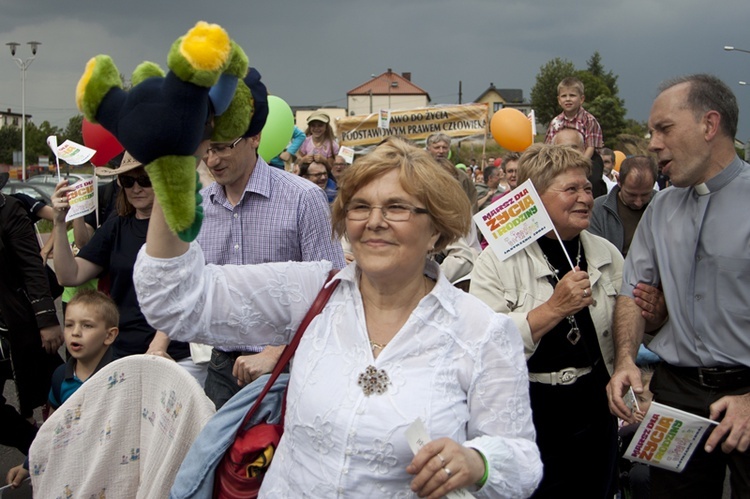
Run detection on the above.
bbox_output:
[196,69,345,408]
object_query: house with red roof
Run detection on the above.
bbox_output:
[347,69,430,116]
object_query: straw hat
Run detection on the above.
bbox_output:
[95,152,143,176]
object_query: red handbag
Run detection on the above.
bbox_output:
[213,270,339,499]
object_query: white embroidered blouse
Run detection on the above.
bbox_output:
[134,243,542,498]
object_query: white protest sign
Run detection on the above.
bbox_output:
[378,109,391,129]
[473,179,555,262]
[527,109,537,136]
[624,402,718,472]
[54,140,96,166]
[338,146,355,164]
[46,135,61,181]
[65,178,97,222]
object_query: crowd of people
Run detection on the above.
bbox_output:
[0,70,747,499]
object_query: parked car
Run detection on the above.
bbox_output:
[2,180,56,205]
[28,173,86,185]
[27,173,112,185]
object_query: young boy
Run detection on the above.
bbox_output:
[544,76,604,160]
[5,290,119,489]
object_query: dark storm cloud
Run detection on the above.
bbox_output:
[1,0,749,139]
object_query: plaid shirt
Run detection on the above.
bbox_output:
[544,107,604,151]
[197,156,345,351]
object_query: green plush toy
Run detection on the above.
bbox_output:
[75,21,257,241]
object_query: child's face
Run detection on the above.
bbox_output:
[64,304,117,362]
[309,121,327,138]
[558,87,584,114]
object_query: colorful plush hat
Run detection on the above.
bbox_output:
[243,68,268,138]
[75,21,258,241]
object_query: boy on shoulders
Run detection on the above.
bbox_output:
[544,76,604,160]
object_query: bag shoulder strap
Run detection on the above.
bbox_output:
[237,269,339,433]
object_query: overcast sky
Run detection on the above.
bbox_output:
[1,0,749,142]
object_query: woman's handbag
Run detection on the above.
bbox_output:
[213,271,339,499]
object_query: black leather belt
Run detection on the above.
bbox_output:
[667,363,750,389]
[218,350,260,360]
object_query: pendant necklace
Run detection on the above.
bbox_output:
[369,340,387,352]
[542,240,583,346]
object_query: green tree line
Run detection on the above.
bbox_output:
[0,114,83,165]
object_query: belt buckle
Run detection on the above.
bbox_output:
[558,368,578,385]
[697,368,719,388]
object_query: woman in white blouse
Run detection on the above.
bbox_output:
[134,138,542,498]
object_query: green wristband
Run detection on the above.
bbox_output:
[476,450,489,488]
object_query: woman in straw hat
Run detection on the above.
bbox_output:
[49,153,201,381]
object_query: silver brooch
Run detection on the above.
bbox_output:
[357,365,390,396]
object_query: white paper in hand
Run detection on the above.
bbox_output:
[623,386,641,416]
[405,418,474,498]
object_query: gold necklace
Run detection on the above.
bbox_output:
[369,340,387,351]
[365,276,429,353]
[359,277,431,396]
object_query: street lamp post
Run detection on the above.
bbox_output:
[724,46,750,54]
[7,41,40,182]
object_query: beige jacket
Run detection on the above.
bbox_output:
[470,230,623,374]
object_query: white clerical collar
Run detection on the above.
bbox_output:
[694,183,710,196]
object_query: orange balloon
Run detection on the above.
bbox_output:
[490,108,533,152]
[613,150,626,172]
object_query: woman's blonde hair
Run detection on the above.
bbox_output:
[517,143,592,194]
[331,137,471,252]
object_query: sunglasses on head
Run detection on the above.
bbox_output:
[118,174,152,188]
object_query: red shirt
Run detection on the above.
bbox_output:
[544,107,604,151]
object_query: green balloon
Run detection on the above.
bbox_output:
[258,96,295,161]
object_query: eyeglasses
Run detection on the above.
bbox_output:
[305,172,328,179]
[345,203,429,221]
[204,137,244,158]
[333,162,348,167]
[119,174,152,188]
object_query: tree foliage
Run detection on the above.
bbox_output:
[25,121,62,162]
[587,52,619,97]
[63,115,84,144]
[621,119,649,139]
[0,126,21,165]
[0,114,87,166]
[531,52,628,148]
[586,95,627,148]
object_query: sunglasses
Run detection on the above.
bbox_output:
[119,174,152,188]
